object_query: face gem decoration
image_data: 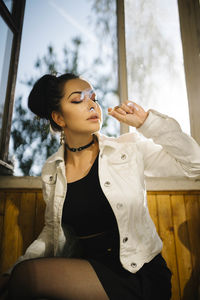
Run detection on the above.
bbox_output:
[80,89,95,102]
[127,102,139,111]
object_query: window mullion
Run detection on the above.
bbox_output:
[116,0,129,135]
[178,0,200,144]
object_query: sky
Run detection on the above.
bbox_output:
[16,0,98,90]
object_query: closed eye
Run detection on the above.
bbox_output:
[71,100,83,104]
[71,99,98,104]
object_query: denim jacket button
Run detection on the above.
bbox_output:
[121,154,127,160]
[116,203,123,209]
[49,176,53,181]
[123,237,128,243]
[131,262,137,268]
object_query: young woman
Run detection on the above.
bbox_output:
[3,73,200,300]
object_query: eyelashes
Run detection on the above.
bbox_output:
[72,99,99,104]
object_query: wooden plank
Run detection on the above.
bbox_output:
[34,191,45,238]
[147,193,159,233]
[157,194,181,300]
[184,193,200,299]
[0,191,6,273]
[18,192,36,254]
[171,194,194,299]
[1,189,200,195]
[1,192,21,273]
[148,190,200,195]
[0,188,42,193]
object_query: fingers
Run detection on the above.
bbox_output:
[107,107,128,123]
[120,103,134,114]
[108,101,138,116]
[108,101,148,128]
[111,106,126,115]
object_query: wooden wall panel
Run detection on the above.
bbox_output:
[147,194,159,232]
[156,194,180,300]
[0,189,199,300]
[19,192,36,253]
[171,194,194,299]
[34,192,45,238]
[1,192,21,273]
[0,192,5,272]
[183,194,200,300]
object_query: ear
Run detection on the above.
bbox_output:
[51,111,66,128]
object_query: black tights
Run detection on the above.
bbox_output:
[7,257,109,300]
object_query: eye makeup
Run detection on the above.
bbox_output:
[71,89,98,103]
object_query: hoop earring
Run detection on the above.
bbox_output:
[60,130,65,145]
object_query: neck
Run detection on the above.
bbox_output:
[65,132,95,148]
[64,132,99,165]
[65,135,95,152]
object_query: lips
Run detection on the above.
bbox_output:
[87,114,99,120]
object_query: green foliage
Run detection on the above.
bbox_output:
[11,96,59,176]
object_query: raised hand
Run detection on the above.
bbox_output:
[108,101,149,128]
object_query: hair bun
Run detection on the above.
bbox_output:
[28,74,57,119]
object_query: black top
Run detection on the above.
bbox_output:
[62,154,118,237]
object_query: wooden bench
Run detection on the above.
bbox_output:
[0,189,199,299]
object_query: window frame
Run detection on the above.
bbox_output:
[177,0,200,144]
[0,0,26,174]
[0,0,199,176]
[117,0,200,144]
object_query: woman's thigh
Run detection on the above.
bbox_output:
[7,257,109,300]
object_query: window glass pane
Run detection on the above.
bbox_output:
[124,0,190,134]
[2,0,13,12]
[10,0,118,176]
[0,16,13,142]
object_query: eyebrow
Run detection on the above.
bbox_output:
[67,89,96,99]
[67,91,82,99]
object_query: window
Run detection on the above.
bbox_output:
[9,0,119,176]
[2,0,13,12]
[124,0,190,134]
[0,0,25,174]
[1,0,199,177]
[0,17,13,139]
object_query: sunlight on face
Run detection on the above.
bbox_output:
[60,78,102,134]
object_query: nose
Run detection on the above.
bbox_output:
[87,97,97,111]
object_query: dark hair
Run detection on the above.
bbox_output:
[28,73,79,131]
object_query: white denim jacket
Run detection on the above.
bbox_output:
[10,110,200,274]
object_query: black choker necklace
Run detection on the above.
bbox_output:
[65,136,95,152]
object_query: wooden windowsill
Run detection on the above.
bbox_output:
[0,176,200,191]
